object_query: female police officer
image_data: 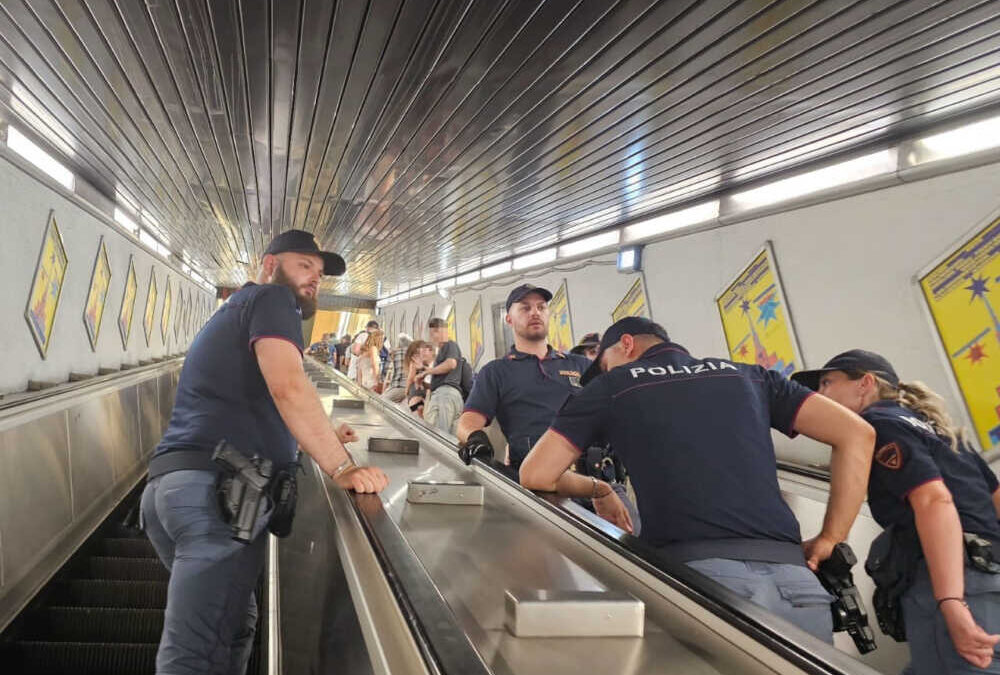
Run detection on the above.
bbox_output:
[794,349,1000,673]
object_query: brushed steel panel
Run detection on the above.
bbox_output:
[66,396,117,518]
[138,376,160,456]
[0,411,72,593]
[158,371,175,433]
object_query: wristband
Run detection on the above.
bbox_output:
[936,597,968,610]
[331,455,356,479]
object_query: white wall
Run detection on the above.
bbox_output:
[0,154,214,394]
[381,159,1000,465]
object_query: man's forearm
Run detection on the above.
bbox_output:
[820,440,873,542]
[426,358,457,376]
[271,377,349,475]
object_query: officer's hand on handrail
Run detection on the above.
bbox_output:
[803,533,838,571]
[335,466,389,494]
[459,429,494,465]
[939,599,1000,668]
[592,481,634,534]
[335,423,359,444]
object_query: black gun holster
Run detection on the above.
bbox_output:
[865,526,921,642]
[212,441,299,543]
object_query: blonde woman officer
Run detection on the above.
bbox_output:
[794,350,1000,674]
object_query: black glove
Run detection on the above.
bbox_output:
[459,429,494,465]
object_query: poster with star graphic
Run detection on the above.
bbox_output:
[548,279,574,353]
[716,243,802,378]
[446,305,457,342]
[469,297,485,369]
[83,237,112,351]
[24,211,69,358]
[920,211,1000,451]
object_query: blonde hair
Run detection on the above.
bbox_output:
[871,375,967,452]
[365,329,384,351]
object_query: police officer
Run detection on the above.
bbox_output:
[140,230,389,675]
[457,285,639,531]
[794,350,1000,673]
[520,317,875,642]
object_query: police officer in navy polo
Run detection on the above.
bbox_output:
[795,350,1000,673]
[520,317,875,641]
[140,230,389,675]
[457,284,639,530]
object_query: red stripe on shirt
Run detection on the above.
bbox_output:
[249,335,303,356]
[903,477,944,501]
[548,427,584,454]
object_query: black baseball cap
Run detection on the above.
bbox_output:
[791,349,899,391]
[505,284,552,312]
[264,229,346,276]
[581,316,670,385]
[570,332,601,355]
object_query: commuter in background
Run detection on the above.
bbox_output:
[333,334,351,371]
[306,333,331,363]
[346,320,379,381]
[140,230,387,675]
[569,332,601,361]
[355,329,384,391]
[520,317,875,643]
[421,317,464,433]
[382,333,412,403]
[795,350,1000,673]
[405,340,434,417]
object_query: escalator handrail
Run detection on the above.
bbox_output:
[309,359,881,675]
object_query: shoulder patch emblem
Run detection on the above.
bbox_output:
[875,442,903,470]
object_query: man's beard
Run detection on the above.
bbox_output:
[271,264,317,320]
[514,322,548,341]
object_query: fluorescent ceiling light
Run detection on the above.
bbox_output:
[913,115,1000,163]
[114,207,140,235]
[139,229,170,259]
[481,261,512,278]
[7,125,74,190]
[624,200,720,242]
[558,230,621,258]
[456,270,480,285]
[513,247,556,270]
[729,149,896,209]
[437,277,456,289]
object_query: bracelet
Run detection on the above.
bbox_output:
[331,456,356,479]
[936,597,968,610]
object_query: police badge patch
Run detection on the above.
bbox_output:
[875,442,903,470]
[559,370,582,388]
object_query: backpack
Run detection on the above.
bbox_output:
[459,358,474,401]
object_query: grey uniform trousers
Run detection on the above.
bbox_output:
[140,469,270,675]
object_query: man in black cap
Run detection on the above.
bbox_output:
[141,229,388,675]
[519,317,875,642]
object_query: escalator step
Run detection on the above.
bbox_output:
[21,607,163,642]
[100,537,158,558]
[8,641,157,675]
[49,579,168,608]
[86,557,169,581]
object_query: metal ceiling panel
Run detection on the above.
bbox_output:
[1,0,998,299]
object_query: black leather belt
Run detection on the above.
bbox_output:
[148,449,218,479]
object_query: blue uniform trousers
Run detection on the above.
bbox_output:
[902,561,1000,675]
[140,470,270,675]
[686,558,834,643]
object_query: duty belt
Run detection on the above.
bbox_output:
[148,449,218,479]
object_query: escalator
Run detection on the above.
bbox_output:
[0,483,263,675]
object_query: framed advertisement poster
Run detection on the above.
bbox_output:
[174,286,185,341]
[469,297,485,369]
[919,210,1000,452]
[412,308,422,341]
[715,242,803,378]
[24,211,69,358]
[160,275,172,343]
[118,256,137,349]
[446,304,457,342]
[547,279,574,353]
[83,237,112,351]
[611,275,651,323]
[143,268,157,346]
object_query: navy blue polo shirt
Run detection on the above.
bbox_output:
[549,342,813,563]
[154,282,304,469]
[863,400,1000,543]
[465,346,590,465]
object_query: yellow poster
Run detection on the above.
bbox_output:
[446,305,457,341]
[920,213,1000,451]
[83,237,112,350]
[716,245,801,378]
[469,297,485,368]
[143,269,157,346]
[611,276,650,323]
[547,280,574,353]
[118,256,137,349]
[160,276,172,343]
[24,212,68,357]
[174,288,185,341]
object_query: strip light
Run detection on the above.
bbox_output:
[624,200,719,243]
[513,247,556,270]
[7,125,74,190]
[912,115,1000,163]
[481,261,512,278]
[558,230,620,258]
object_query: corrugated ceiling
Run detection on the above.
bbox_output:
[1,0,999,299]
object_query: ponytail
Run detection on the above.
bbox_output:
[873,376,966,452]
